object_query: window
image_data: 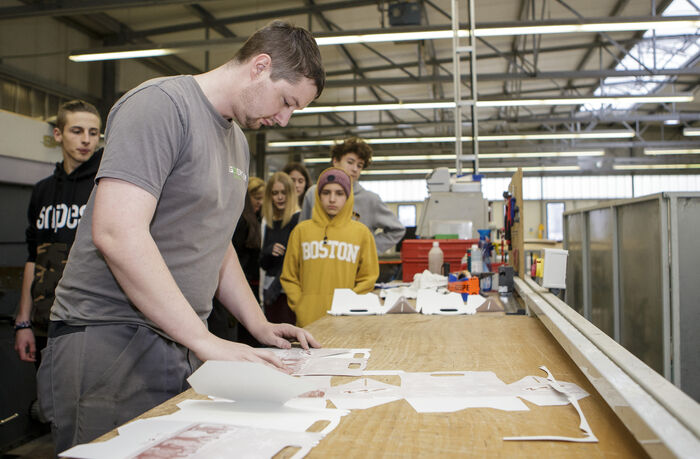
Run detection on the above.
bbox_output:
[546,202,565,241]
[359,179,428,202]
[397,204,417,227]
[581,0,700,112]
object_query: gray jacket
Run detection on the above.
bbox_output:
[300,182,405,254]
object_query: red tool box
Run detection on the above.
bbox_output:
[400,239,478,282]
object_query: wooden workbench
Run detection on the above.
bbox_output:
[103,313,646,458]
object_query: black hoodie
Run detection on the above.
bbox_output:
[24,148,102,332]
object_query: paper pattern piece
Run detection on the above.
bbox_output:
[332,282,488,317]
[325,378,403,410]
[265,348,371,376]
[417,290,477,315]
[187,361,318,404]
[323,369,589,416]
[61,419,324,459]
[401,371,530,412]
[503,366,598,443]
[167,400,347,436]
[328,289,383,316]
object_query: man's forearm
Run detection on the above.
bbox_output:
[93,178,213,354]
[15,262,35,321]
[97,228,213,352]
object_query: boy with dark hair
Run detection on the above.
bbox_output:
[299,137,405,254]
[282,167,379,327]
[14,99,102,363]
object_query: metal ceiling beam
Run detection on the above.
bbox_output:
[129,0,379,39]
[324,34,695,77]
[0,0,224,19]
[0,0,232,20]
[303,0,404,127]
[186,4,237,39]
[120,14,700,43]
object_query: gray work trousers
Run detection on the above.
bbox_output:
[37,323,200,456]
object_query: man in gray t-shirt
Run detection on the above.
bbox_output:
[37,21,325,455]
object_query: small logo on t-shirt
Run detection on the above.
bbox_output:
[228,166,247,181]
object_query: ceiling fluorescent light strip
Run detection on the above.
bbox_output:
[644,149,700,155]
[69,48,175,62]
[682,127,700,136]
[270,133,631,148]
[304,150,604,162]
[613,164,700,170]
[362,165,581,175]
[298,96,692,114]
[315,30,465,46]
[299,102,454,114]
[69,18,700,62]
[475,20,700,37]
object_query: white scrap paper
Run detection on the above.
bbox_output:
[412,270,448,289]
[503,366,598,443]
[507,375,589,406]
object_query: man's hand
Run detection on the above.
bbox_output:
[14,329,37,362]
[252,322,321,350]
[192,335,291,372]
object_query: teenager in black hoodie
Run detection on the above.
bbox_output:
[14,100,102,364]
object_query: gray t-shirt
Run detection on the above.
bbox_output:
[51,76,250,333]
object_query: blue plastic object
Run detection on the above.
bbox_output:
[477,229,490,240]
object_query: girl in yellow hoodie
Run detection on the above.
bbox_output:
[281,167,379,327]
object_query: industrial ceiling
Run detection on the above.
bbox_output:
[1,0,699,179]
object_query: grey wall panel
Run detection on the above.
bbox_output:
[0,183,32,267]
[618,199,664,375]
[589,208,615,336]
[565,213,584,315]
[676,197,700,401]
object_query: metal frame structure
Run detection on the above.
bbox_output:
[1,0,699,178]
[563,192,700,401]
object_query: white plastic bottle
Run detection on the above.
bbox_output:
[470,244,482,273]
[428,241,444,274]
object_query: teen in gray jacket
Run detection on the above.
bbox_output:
[299,137,405,254]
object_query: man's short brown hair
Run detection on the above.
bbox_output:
[331,137,373,168]
[56,100,100,132]
[234,20,325,99]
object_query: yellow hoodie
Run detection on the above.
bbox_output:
[281,168,379,327]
